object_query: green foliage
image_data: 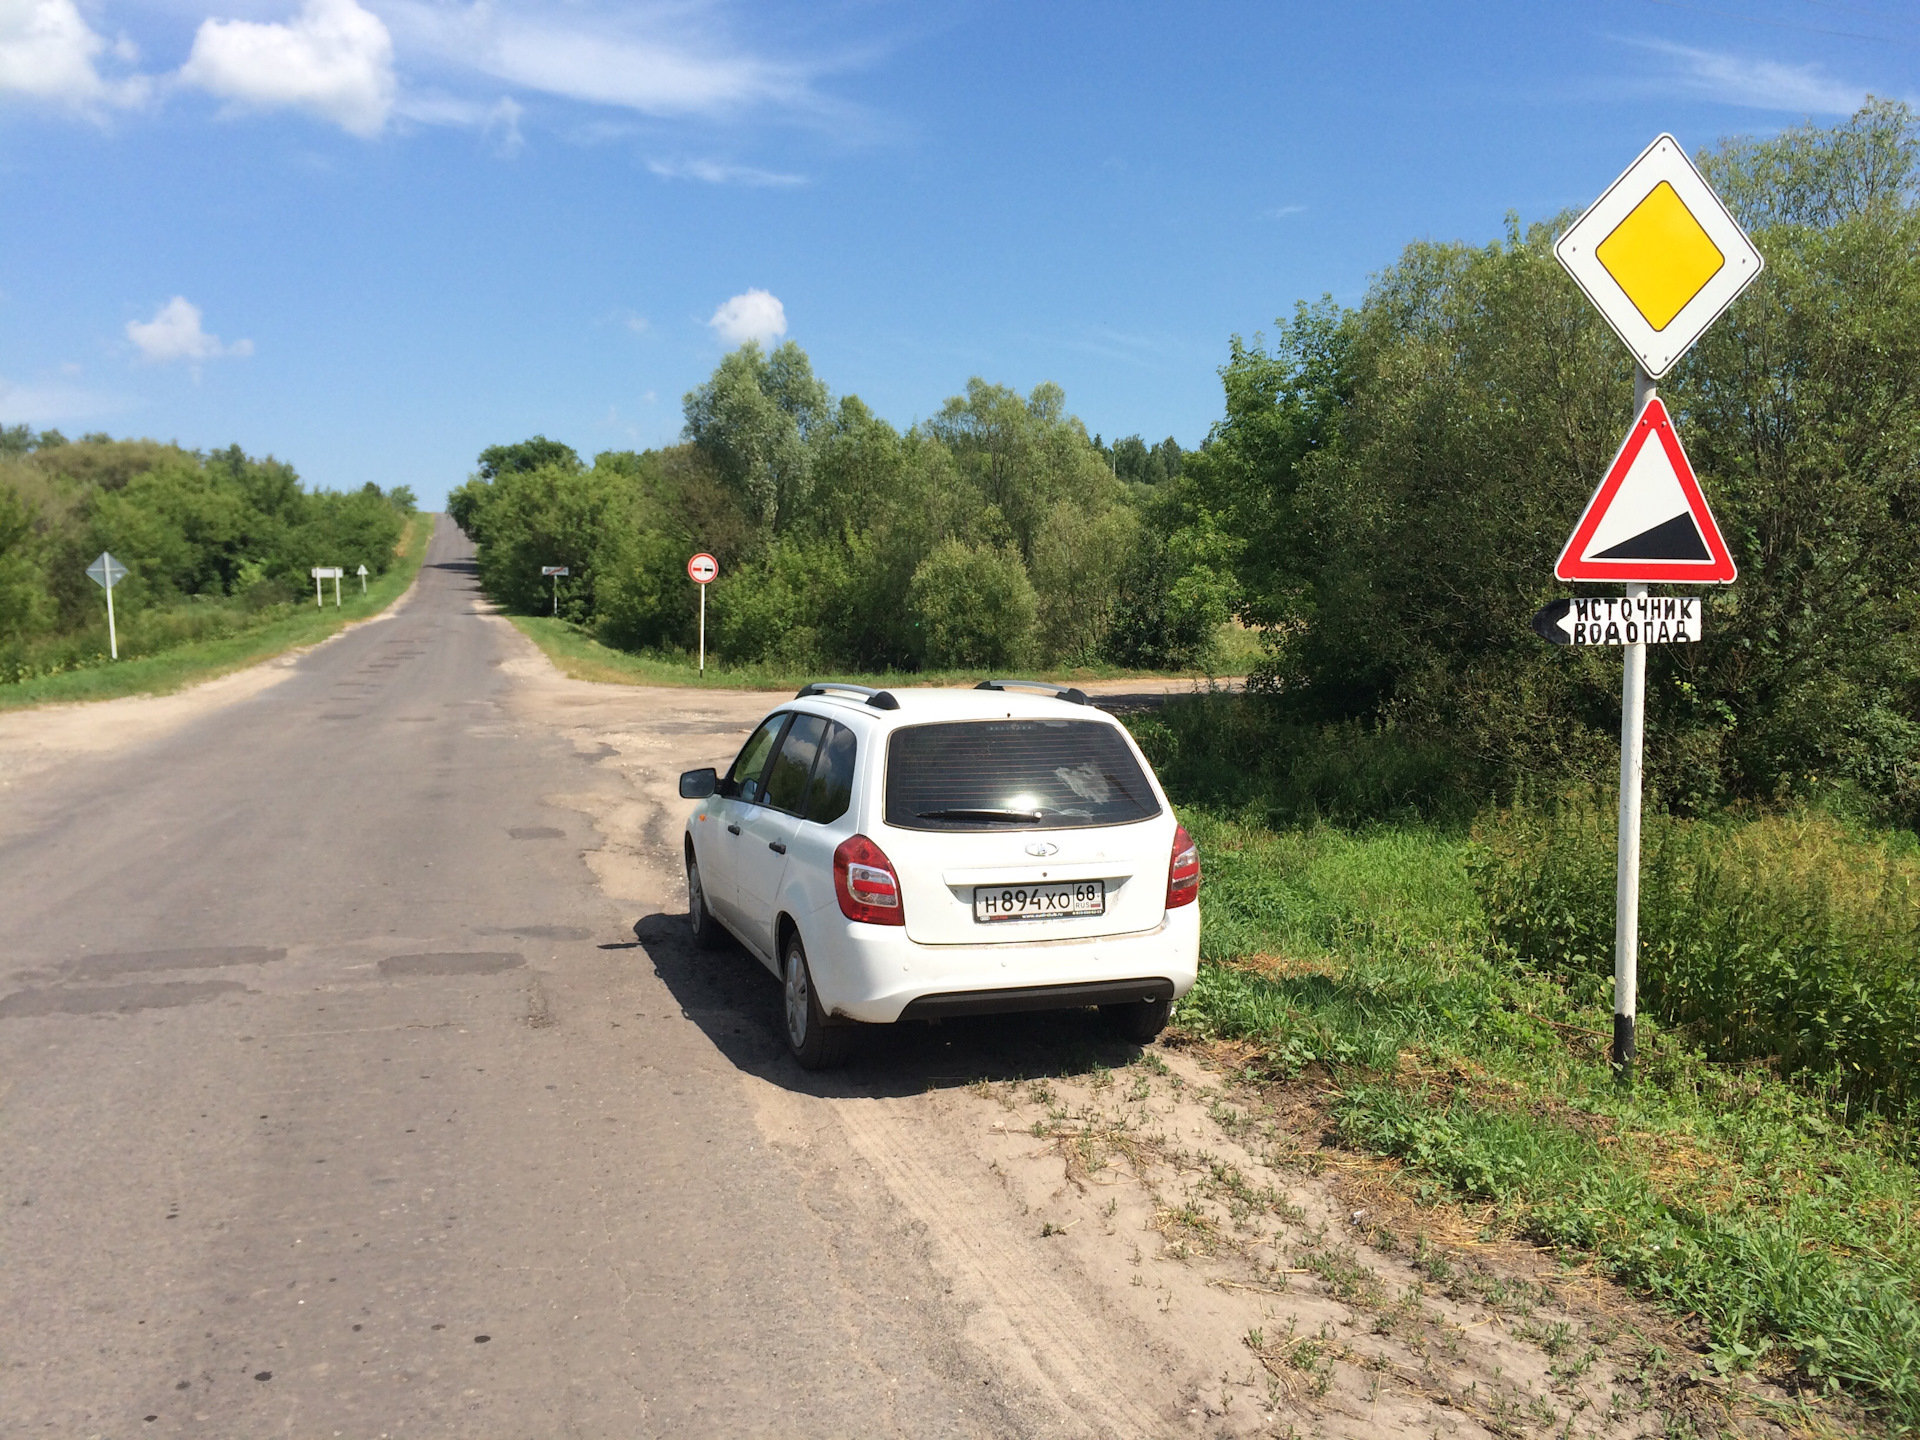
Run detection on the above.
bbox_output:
[1177,102,1920,822]
[461,349,1176,675]
[906,538,1038,669]
[0,431,411,685]
[1164,805,1920,1429]
[1475,795,1920,1123]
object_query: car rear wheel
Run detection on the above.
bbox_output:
[1102,994,1171,1045]
[686,851,727,951]
[783,932,850,1070]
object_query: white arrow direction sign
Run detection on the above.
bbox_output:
[86,551,128,659]
[357,563,368,593]
[1532,596,1702,646]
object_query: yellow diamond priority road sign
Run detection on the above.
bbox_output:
[1555,134,1762,378]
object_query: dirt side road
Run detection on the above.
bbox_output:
[0,519,1731,1439]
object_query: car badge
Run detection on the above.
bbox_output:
[1024,842,1059,857]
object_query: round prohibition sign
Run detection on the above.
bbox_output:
[687,552,719,585]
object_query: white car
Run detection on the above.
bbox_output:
[679,680,1200,1068]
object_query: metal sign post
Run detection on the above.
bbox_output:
[687,553,718,674]
[1552,137,1761,1086]
[357,563,368,594]
[541,566,569,616]
[85,551,128,660]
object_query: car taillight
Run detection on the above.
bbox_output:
[1166,824,1200,909]
[834,834,905,926]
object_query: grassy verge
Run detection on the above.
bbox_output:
[1170,809,1920,1431]
[504,613,1229,691]
[0,515,431,711]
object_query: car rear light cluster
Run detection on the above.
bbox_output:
[1166,824,1200,909]
[834,834,905,926]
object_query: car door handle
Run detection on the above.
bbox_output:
[726,824,741,835]
[768,841,786,854]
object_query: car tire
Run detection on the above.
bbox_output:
[782,932,851,1070]
[686,850,728,951]
[1102,994,1171,1045]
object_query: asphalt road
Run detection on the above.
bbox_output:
[0,520,1011,1438]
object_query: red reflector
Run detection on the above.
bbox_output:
[1166,824,1200,909]
[834,834,906,926]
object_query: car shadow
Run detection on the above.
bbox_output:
[631,911,1151,1100]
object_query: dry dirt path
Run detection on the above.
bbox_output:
[1,518,1701,1439]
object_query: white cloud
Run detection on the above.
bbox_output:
[0,0,148,112]
[180,0,395,137]
[648,157,804,187]
[708,289,786,347]
[1636,40,1868,115]
[385,1,822,120]
[126,297,253,365]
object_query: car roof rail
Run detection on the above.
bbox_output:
[974,678,1092,706]
[796,681,900,711]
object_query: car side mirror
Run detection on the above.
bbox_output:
[679,767,717,800]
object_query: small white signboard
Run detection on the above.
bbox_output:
[1533,596,1702,647]
[86,551,127,659]
[1555,134,1763,378]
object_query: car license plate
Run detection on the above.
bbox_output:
[974,880,1106,922]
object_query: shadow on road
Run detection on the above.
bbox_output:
[631,911,1148,1100]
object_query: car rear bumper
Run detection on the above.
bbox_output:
[812,902,1200,1025]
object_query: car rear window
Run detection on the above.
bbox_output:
[885,719,1161,831]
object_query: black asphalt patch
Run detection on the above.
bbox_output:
[508,827,565,840]
[57,946,286,981]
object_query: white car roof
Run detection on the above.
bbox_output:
[782,684,1122,731]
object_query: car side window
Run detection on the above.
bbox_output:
[764,714,828,815]
[804,722,856,825]
[728,714,788,805]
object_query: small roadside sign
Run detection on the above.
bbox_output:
[541,566,568,576]
[86,552,128,590]
[356,563,369,593]
[687,553,718,584]
[541,565,569,615]
[310,566,344,607]
[1533,596,1701,646]
[85,551,128,659]
[1555,397,1736,584]
[1555,134,1763,378]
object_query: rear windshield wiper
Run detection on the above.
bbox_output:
[915,808,1043,824]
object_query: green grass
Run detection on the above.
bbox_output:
[505,613,1234,691]
[1169,807,1920,1431]
[0,515,430,710]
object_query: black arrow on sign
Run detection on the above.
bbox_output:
[1531,599,1573,645]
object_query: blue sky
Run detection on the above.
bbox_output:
[1,0,1912,508]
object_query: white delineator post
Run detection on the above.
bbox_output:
[104,578,118,660]
[1613,368,1657,1085]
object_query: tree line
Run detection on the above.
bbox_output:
[448,367,1213,672]
[0,428,415,680]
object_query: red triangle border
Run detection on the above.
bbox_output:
[1555,396,1737,583]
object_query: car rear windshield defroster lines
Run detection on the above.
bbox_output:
[884,720,1161,831]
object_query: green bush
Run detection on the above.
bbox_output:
[906,538,1037,669]
[1474,796,1920,1122]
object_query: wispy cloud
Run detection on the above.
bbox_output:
[647,157,805,187]
[1264,203,1308,219]
[385,1,832,121]
[1631,38,1870,114]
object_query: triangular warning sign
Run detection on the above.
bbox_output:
[1556,396,1736,583]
